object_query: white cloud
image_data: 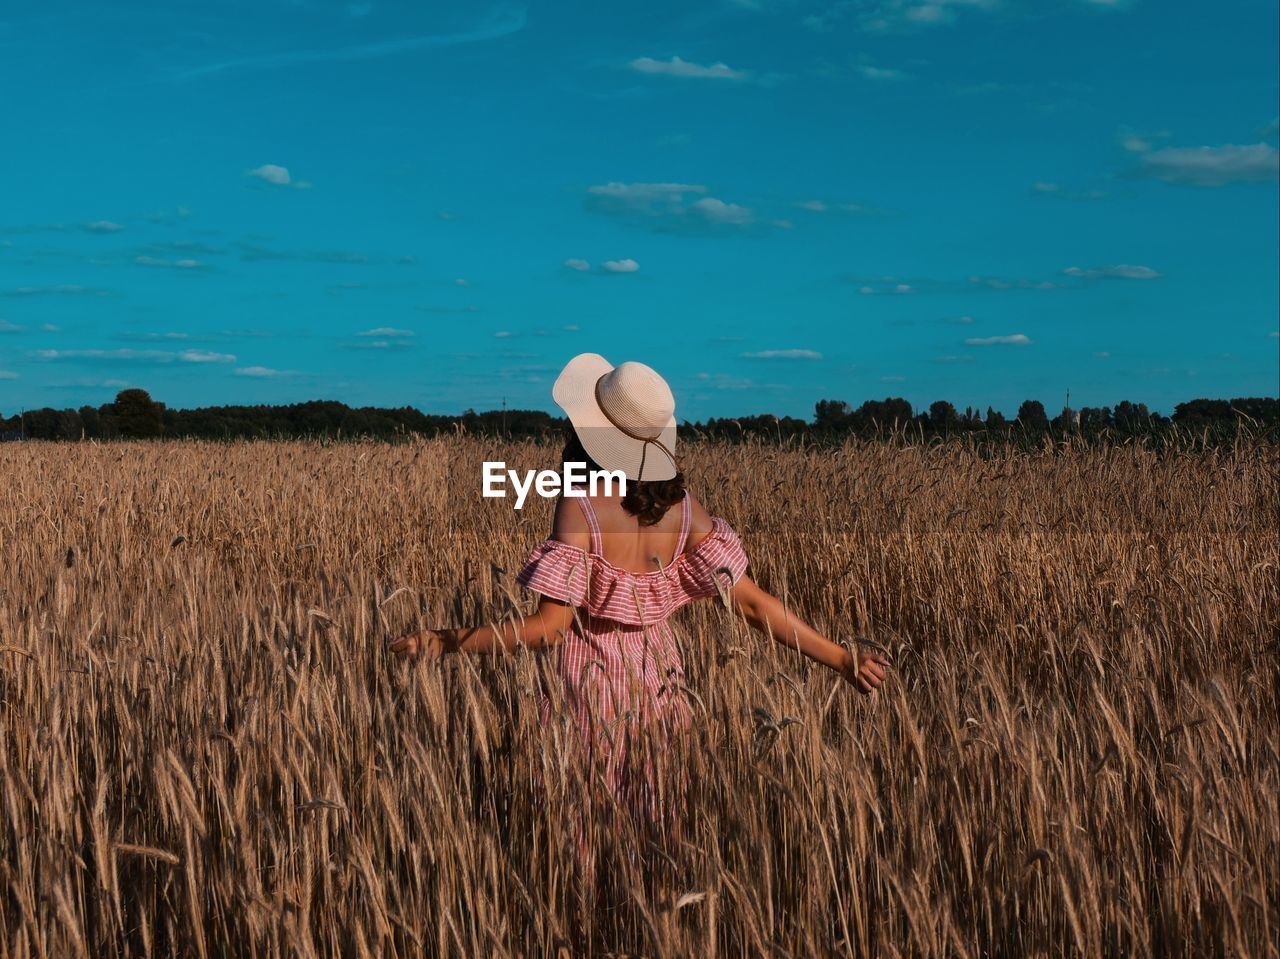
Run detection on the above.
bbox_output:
[84,220,124,234]
[1117,127,1171,154]
[455,277,468,286]
[690,196,754,225]
[970,276,1058,290]
[590,183,696,198]
[143,206,193,224]
[741,348,823,359]
[602,259,640,273]
[4,285,113,297]
[235,366,295,378]
[796,198,886,216]
[177,7,527,80]
[1032,181,1108,201]
[1064,264,1161,280]
[118,331,194,342]
[494,330,513,338]
[0,320,22,332]
[248,164,292,186]
[0,370,17,379]
[41,323,61,332]
[587,181,771,233]
[587,181,706,212]
[965,334,1032,346]
[906,5,950,23]
[629,56,747,81]
[809,0,1116,32]
[563,258,591,272]
[693,371,770,391]
[1136,143,1279,186]
[858,64,906,81]
[856,273,1071,295]
[33,348,235,363]
[1094,351,1111,358]
[851,0,1000,31]
[135,256,206,270]
[357,327,414,337]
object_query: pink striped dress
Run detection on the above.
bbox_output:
[516,491,749,804]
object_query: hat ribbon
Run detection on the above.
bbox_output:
[594,375,677,479]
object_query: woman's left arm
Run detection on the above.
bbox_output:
[389,597,575,661]
[728,574,890,693]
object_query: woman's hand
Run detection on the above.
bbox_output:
[388,628,456,662]
[840,647,891,694]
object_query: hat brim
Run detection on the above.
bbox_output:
[552,353,678,482]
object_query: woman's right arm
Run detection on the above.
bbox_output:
[728,574,889,693]
[389,495,589,663]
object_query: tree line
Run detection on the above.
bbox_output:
[1,388,1276,444]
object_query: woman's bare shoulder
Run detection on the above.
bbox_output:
[683,490,717,549]
[549,495,592,551]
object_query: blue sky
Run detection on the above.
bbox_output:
[1,0,1276,420]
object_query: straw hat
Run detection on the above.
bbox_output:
[552,353,678,482]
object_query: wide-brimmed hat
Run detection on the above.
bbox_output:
[552,353,678,482]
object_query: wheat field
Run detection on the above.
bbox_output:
[0,436,1276,957]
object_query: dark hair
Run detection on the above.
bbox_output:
[561,429,686,526]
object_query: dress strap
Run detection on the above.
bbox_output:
[674,491,692,556]
[574,493,603,555]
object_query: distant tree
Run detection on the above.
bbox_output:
[3,382,1270,446]
[856,397,912,432]
[814,399,853,431]
[1168,397,1278,434]
[57,408,84,439]
[103,389,165,438]
[22,408,61,440]
[928,400,961,434]
[1223,396,1279,426]
[1172,398,1233,430]
[1113,400,1152,434]
[78,405,103,439]
[1078,406,1112,434]
[1015,399,1050,432]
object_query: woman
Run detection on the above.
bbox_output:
[390,353,890,814]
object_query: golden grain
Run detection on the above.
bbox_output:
[0,435,1275,956]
